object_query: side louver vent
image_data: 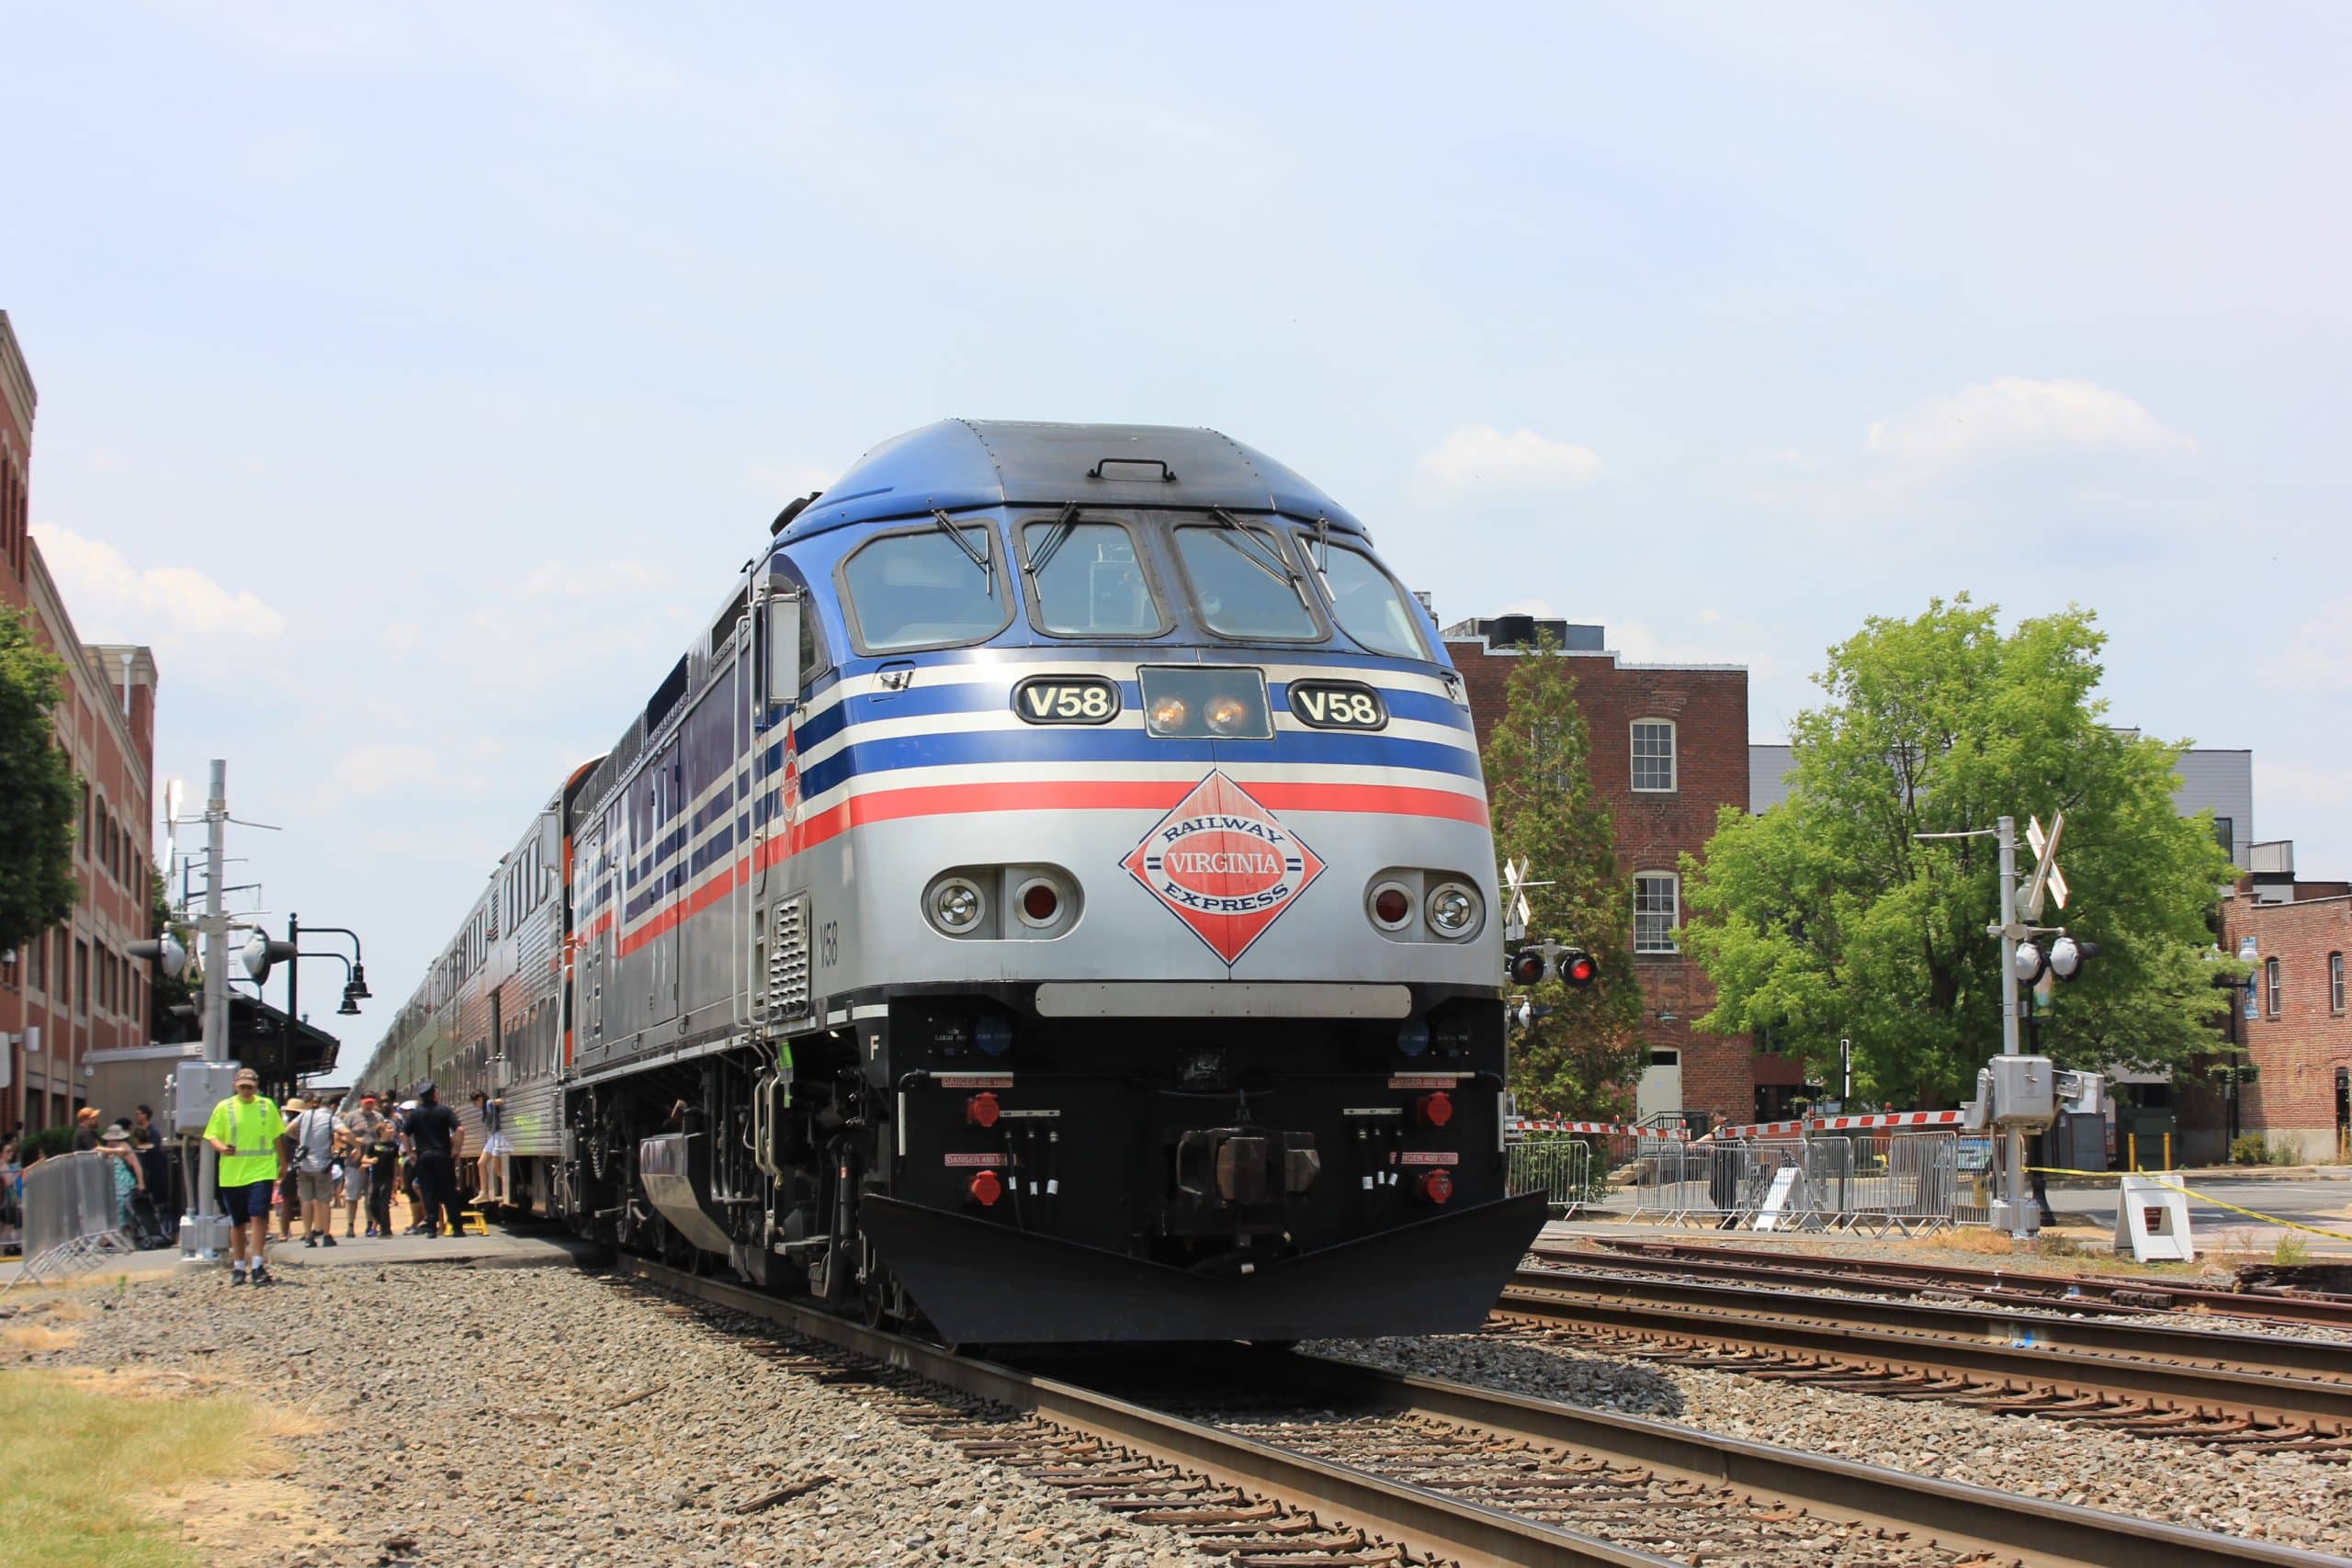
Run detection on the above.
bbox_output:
[767,895,812,1019]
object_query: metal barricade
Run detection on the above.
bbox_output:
[1736,1138,1836,1231]
[1951,1135,1996,1227]
[5,1151,134,1292]
[1507,1137,1599,1217]
[1628,1140,1742,1226]
[1815,1131,1959,1235]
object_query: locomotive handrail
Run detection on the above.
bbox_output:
[1086,456,1177,481]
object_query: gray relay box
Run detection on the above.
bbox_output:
[164,1061,244,1135]
[1988,1055,2055,1129]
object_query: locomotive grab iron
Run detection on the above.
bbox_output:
[353,420,1546,1341]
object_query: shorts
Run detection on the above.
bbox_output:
[297,1169,338,1203]
[482,1132,513,1156]
[219,1180,276,1221]
[343,1166,369,1202]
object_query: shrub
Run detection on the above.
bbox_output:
[17,1127,74,1162]
[2229,1134,2269,1166]
[2273,1235,2311,1267]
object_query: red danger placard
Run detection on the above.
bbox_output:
[1396,1150,1460,1166]
[944,1152,1008,1168]
[1388,1075,1466,1089]
[938,1076,1012,1089]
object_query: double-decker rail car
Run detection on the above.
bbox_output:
[362,421,1546,1342]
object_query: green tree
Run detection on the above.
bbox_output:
[1681,596,2237,1107]
[1482,638,1645,1116]
[0,606,79,951]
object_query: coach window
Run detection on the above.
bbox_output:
[1171,520,1324,642]
[1017,516,1166,637]
[1317,542,1430,660]
[838,520,1012,654]
[1632,720,1677,793]
[1634,872,1679,954]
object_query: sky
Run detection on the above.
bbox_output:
[7,5,2347,1053]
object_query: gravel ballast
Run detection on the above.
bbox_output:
[1307,1325,2352,1555]
[17,1264,1215,1568]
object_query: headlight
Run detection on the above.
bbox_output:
[1205,694,1250,734]
[930,877,985,934]
[1426,881,1480,938]
[1148,694,1189,730]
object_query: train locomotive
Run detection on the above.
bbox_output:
[352,420,1547,1342]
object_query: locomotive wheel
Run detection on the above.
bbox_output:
[859,1269,890,1329]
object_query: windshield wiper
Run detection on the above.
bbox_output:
[1027,502,1080,577]
[931,509,995,592]
[1206,507,1297,586]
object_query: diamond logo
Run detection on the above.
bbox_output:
[1122,771,1324,964]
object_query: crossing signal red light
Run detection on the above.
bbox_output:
[1509,950,1547,986]
[1559,949,1598,987]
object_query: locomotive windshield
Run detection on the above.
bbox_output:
[841,523,1011,652]
[1171,521,1324,641]
[1317,542,1430,659]
[1020,517,1163,637]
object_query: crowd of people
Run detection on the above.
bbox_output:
[0,1075,510,1274]
[200,1072,507,1283]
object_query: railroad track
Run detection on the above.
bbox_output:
[605,1253,2337,1567]
[1503,1265,2352,1459]
[1551,1239,2352,1332]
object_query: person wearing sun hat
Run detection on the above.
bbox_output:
[201,1067,285,1285]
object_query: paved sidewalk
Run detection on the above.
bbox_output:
[0,1222,595,1286]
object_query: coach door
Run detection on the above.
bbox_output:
[645,738,683,1032]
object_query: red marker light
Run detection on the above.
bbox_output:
[1418,1170,1454,1204]
[966,1091,1001,1129]
[967,1169,1003,1207]
[1374,887,1410,926]
[1418,1091,1453,1128]
[1022,882,1060,922]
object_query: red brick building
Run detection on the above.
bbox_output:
[2215,847,2352,1163]
[0,310,161,1134]
[1443,615,1773,1127]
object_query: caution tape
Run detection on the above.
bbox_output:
[2027,1167,2352,1244]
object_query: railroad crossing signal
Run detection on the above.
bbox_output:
[1499,857,1545,943]
[1507,942,1598,988]
[2023,812,2067,920]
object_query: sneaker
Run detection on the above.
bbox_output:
[250,1266,273,1286]
[230,1269,247,1286]
[322,1235,337,1247]
[303,1235,317,1248]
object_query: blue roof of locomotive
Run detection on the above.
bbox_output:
[780,420,1368,543]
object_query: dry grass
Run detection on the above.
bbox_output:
[0,1365,322,1568]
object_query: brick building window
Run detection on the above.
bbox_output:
[75,940,90,1015]
[2332,952,2345,1015]
[1634,872,1679,953]
[1631,719,1677,793]
[2265,956,2281,1018]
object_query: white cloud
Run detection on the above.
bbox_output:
[2258,761,2352,811]
[2260,599,2352,694]
[1866,378,2193,469]
[31,524,287,642]
[1416,425,1602,491]
[519,559,661,599]
[326,742,485,801]
[379,621,421,656]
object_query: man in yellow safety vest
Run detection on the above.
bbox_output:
[202,1066,285,1285]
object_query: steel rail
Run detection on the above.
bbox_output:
[1563,1238,2352,1331]
[1275,1352,2341,1568]
[608,1254,2331,1568]
[607,1254,1678,1567]
[1504,1269,2352,1428]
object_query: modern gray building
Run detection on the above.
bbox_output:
[1748,737,2253,867]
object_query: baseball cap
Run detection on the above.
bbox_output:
[234,1068,260,1087]
[414,1079,437,1099]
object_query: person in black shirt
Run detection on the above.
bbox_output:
[402,1081,467,1238]
[364,1130,401,1237]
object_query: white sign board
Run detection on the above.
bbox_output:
[2113,1174,2195,1262]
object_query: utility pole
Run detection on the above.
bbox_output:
[1996,814,2030,1241]
[186,759,232,1260]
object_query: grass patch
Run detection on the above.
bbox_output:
[0,1367,277,1567]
